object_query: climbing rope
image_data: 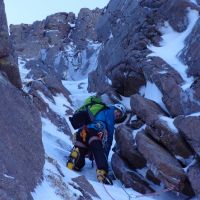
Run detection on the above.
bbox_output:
[102,183,116,200]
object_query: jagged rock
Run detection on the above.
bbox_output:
[0,73,44,198]
[72,176,100,200]
[27,78,72,137]
[10,12,75,59]
[142,57,200,116]
[43,74,71,98]
[181,17,200,77]
[174,115,200,157]
[130,94,167,125]
[90,0,151,95]
[105,61,146,96]
[0,0,10,57]
[10,9,102,80]
[136,130,186,191]
[187,162,200,195]
[71,8,102,50]
[161,0,199,32]
[142,57,185,116]
[0,0,21,89]
[111,153,154,194]
[0,56,22,89]
[115,124,146,169]
[146,120,193,160]
[44,12,72,41]
[10,22,48,59]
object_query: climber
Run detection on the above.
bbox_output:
[67,103,127,185]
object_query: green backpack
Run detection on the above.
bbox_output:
[69,96,108,129]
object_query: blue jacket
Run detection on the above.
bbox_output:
[87,106,115,158]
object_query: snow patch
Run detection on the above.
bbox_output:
[159,116,178,133]
[144,81,169,114]
[148,9,199,90]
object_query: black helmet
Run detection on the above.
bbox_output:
[114,103,127,123]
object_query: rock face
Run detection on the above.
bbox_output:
[181,18,200,77]
[0,72,45,200]
[136,130,186,190]
[174,116,200,157]
[111,153,154,194]
[0,0,21,88]
[115,124,146,169]
[0,1,45,199]
[10,8,103,81]
[187,162,200,195]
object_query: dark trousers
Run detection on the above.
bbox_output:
[73,128,108,172]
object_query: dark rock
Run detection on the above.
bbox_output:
[72,176,100,199]
[10,9,102,80]
[0,73,44,197]
[111,153,154,194]
[146,169,161,185]
[0,174,33,200]
[129,117,145,130]
[71,8,102,50]
[161,0,195,32]
[174,115,200,157]
[106,62,146,96]
[142,57,184,116]
[136,130,186,191]
[146,119,193,160]
[180,16,200,77]
[130,94,167,125]
[187,162,200,195]
[27,78,72,137]
[115,124,146,169]
[0,0,10,57]
[0,0,21,89]
[0,57,22,89]
[189,193,200,200]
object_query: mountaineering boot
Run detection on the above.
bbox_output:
[96,169,113,185]
[67,147,80,170]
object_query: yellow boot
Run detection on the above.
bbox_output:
[96,169,113,185]
[67,147,79,170]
